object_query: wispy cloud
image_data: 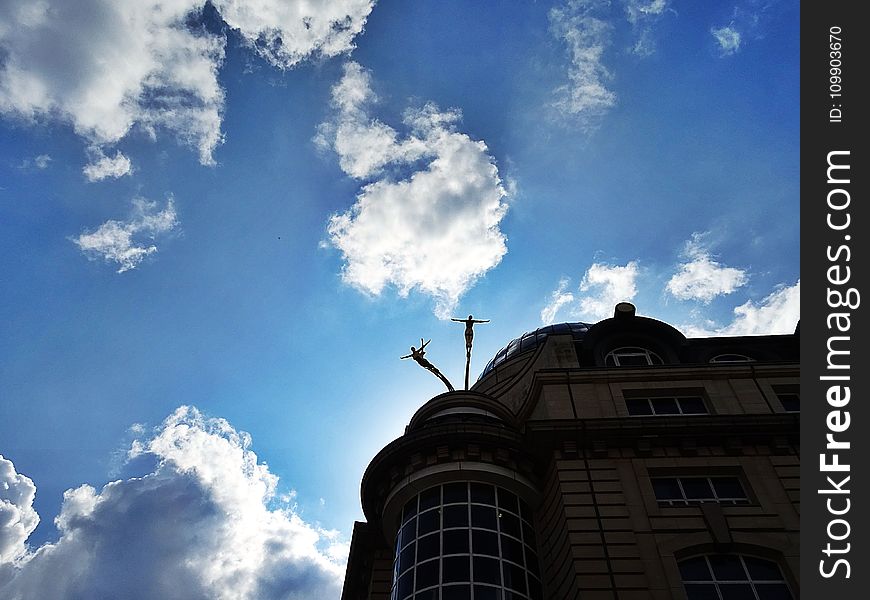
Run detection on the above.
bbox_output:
[72,196,178,273]
[623,0,673,56]
[549,0,673,127]
[17,154,52,170]
[317,62,509,319]
[0,407,345,599]
[680,280,800,336]
[666,232,747,303]
[711,25,741,56]
[549,0,617,129]
[711,0,781,57]
[83,149,133,182]
[0,0,375,165]
[540,277,576,325]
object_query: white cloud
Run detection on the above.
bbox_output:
[17,154,51,170]
[83,149,133,182]
[549,0,617,128]
[212,0,374,69]
[578,262,639,320]
[0,1,375,165]
[540,277,576,325]
[549,0,672,125]
[318,62,509,318]
[539,262,640,323]
[0,407,345,600]
[623,0,672,56]
[711,25,741,55]
[0,456,39,564]
[711,1,781,57]
[666,233,747,303]
[681,280,800,336]
[624,0,669,22]
[73,196,178,273]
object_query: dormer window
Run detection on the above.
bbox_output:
[605,346,664,367]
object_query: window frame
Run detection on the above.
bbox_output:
[652,476,750,506]
[625,395,709,416]
[391,482,542,600]
[604,346,665,367]
[678,554,794,600]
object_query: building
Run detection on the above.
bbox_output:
[341,304,800,600]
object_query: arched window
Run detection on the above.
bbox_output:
[679,554,793,599]
[709,354,755,363]
[604,346,664,367]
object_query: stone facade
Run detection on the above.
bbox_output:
[342,305,799,599]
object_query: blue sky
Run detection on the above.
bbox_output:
[0,1,798,597]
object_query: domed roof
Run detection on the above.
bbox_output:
[478,322,593,380]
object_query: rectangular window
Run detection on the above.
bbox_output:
[652,476,749,506]
[626,396,708,416]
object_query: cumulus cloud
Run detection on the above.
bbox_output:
[681,280,800,336]
[73,196,178,273]
[0,456,39,564]
[540,277,576,325]
[0,407,345,600]
[578,261,639,320]
[549,0,617,128]
[83,149,133,182]
[212,0,374,69]
[318,62,509,318]
[666,233,747,303]
[0,0,374,165]
[711,25,741,55]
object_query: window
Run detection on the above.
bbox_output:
[392,482,542,600]
[773,385,799,413]
[626,396,707,416]
[605,346,664,367]
[679,554,794,599]
[710,354,755,363]
[653,476,749,506]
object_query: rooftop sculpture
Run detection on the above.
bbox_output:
[400,338,454,392]
[451,314,489,390]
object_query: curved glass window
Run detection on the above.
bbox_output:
[605,347,664,367]
[392,482,542,600]
[679,554,793,599]
[478,322,592,380]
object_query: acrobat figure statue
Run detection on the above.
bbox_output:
[401,338,455,392]
[451,315,489,390]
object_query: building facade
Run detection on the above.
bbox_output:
[341,304,800,600]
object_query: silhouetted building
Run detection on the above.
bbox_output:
[342,304,799,600]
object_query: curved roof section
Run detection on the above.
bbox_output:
[478,322,593,380]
